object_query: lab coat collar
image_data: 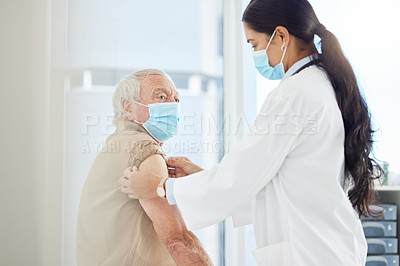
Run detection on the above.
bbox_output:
[281,55,314,83]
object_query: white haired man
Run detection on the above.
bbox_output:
[76,69,212,265]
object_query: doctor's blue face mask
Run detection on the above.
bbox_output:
[130,100,180,142]
[252,30,287,80]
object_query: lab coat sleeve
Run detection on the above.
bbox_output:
[173,90,305,231]
[231,199,253,227]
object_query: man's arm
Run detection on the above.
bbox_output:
[138,154,213,266]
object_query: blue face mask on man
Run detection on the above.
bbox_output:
[131,100,180,142]
[252,30,287,80]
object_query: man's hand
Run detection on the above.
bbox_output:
[119,166,161,199]
[166,157,204,178]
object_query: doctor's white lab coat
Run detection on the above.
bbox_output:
[170,61,367,266]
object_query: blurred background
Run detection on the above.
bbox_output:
[0,0,399,265]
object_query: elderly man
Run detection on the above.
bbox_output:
[76,69,212,265]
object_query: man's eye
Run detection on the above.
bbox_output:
[159,95,166,100]
[175,98,180,103]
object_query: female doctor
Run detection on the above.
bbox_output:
[120,0,382,265]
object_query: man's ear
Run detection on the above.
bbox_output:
[275,26,290,49]
[122,98,133,120]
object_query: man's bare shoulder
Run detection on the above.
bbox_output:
[139,153,168,177]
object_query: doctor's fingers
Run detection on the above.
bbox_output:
[166,156,192,164]
[166,157,191,169]
[121,185,134,195]
[168,168,176,178]
[128,193,139,199]
[168,170,177,179]
[167,156,189,161]
[119,175,130,186]
[168,166,176,174]
[120,176,134,195]
[123,166,137,177]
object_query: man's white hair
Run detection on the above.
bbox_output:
[112,69,173,124]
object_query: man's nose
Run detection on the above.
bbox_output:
[166,96,177,103]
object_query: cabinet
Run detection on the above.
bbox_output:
[376,186,400,235]
[365,186,400,265]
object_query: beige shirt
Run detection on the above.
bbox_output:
[76,120,176,266]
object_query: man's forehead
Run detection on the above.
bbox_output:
[151,87,176,94]
[141,74,178,95]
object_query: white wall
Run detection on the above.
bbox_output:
[62,88,115,265]
[0,0,54,265]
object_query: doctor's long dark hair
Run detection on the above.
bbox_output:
[243,0,382,217]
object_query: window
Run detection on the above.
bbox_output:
[308,0,400,173]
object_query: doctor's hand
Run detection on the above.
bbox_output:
[119,166,160,199]
[166,156,203,178]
